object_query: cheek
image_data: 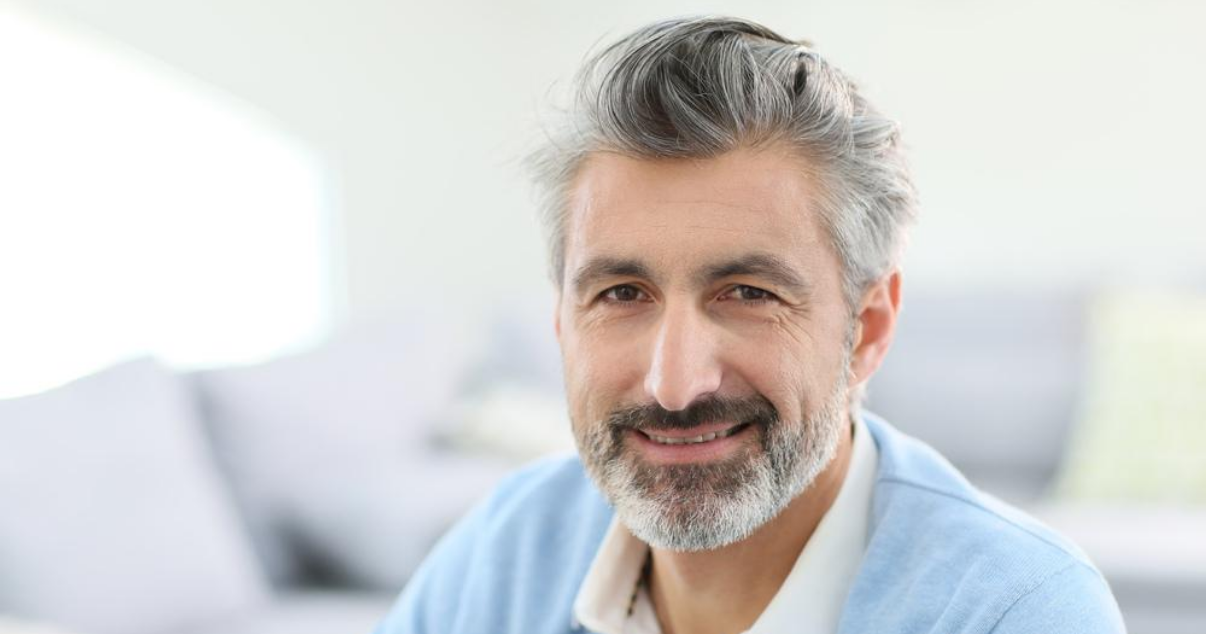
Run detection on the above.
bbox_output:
[742,356,812,422]
[725,319,840,418]
[561,325,647,426]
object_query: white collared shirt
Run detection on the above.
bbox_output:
[573,416,879,634]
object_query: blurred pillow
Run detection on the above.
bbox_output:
[443,382,576,462]
[286,455,510,590]
[865,289,1087,501]
[1057,290,1206,504]
[191,312,508,589]
[0,358,268,634]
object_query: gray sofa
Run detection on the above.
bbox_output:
[0,312,514,634]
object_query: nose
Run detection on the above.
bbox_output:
[643,302,723,411]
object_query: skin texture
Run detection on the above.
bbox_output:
[555,145,902,634]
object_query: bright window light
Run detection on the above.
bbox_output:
[0,9,337,399]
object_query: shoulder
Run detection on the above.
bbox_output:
[375,454,613,634]
[846,414,1124,633]
[867,411,1092,568]
[989,561,1124,633]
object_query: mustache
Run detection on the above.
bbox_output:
[606,394,780,432]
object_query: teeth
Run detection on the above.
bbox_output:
[647,425,742,445]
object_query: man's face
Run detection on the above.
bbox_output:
[556,146,857,551]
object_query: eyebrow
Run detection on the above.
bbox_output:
[569,252,811,299]
[697,253,813,298]
[570,257,657,296]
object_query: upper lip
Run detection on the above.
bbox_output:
[638,421,745,439]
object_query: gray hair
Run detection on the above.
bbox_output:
[528,16,918,308]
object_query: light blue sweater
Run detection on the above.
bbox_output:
[375,414,1125,633]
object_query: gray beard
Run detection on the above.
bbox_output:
[577,378,849,552]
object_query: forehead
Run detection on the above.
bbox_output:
[564,147,833,277]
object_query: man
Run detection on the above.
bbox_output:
[376,16,1124,634]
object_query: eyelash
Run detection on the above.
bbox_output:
[722,285,777,305]
[598,284,778,306]
[599,284,650,304]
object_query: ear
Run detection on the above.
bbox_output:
[848,270,902,388]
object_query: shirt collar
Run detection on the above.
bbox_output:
[573,415,879,634]
[573,513,650,633]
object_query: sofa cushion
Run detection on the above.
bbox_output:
[286,455,510,590]
[0,358,269,634]
[191,313,508,589]
[1057,289,1206,503]
[866,289,1087,498]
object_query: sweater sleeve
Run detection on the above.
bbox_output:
[988,563,1127,634]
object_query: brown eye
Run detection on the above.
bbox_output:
[603,284,645,303]
[724,285,776,304]
[738,286,770,301]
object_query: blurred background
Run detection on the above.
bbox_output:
[0,1,1203,633]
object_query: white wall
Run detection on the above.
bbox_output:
[14,0,1206,325]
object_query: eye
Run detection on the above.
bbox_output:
[600,284,649,304]
[721,284,778,305]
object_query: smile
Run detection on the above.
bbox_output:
[643,422,750,445]
[626,419,759,465]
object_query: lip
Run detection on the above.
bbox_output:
[626,422,754,465]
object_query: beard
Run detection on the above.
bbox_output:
[575,375,849,552]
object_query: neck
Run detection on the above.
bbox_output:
[647,419,855,634]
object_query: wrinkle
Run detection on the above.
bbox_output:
[767,310,814,349]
